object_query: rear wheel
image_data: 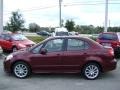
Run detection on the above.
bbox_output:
[82,63,100,80]
[13,62,31,79]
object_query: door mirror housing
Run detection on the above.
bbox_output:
[40,48,47,55]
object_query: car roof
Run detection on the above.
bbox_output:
[47,36,92,41]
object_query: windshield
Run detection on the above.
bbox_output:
[11,34,28,40]
[56,32,69,36]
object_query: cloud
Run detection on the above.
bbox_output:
[3,0,120,27]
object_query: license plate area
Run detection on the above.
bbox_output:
[102,43,111,47]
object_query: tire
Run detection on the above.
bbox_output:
[82,63,100,80]
[13,62,31,79]
[12,47,18,52]
[3,49,7,53]
[114,54,120,58]
[114,47,120,58]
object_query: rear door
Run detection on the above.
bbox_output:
[61,38,90,72]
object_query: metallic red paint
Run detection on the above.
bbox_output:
[4,36,117,78]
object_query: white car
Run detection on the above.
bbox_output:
[52,27,69,36]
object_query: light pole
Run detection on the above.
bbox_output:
[59,0,62,27]
[0,0,3,33]
[104,0,108,32]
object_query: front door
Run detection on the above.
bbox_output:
[30,38,64,73]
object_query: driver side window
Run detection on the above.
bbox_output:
[44,39,64,52]
[32,44,43,54]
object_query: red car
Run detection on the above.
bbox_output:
[97,32,120,57]
[4,36,117,80]
[0,33,35,52]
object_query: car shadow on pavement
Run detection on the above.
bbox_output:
[27,72,117,81]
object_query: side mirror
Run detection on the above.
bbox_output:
[40,48,47,55]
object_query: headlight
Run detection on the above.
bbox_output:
[6,54,13,61]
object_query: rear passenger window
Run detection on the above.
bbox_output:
[67,39,89,51]
[99,33,117,40]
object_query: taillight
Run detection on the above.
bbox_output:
[111,41,119,47]
[108,48,114,56]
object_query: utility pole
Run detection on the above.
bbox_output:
[0,0,3,33]
[59,0,62,27]
[104,0,108,32]
[109,20,110,27]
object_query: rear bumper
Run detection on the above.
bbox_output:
[102,59,117,72]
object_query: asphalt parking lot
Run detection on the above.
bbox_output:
[0,54,120,90]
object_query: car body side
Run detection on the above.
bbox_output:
[4,37,117,74]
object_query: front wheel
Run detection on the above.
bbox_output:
[82,63,101,80]
[13,62,31,79]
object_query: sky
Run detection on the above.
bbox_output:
[3,0,120,28]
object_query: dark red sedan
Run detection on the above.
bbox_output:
[4,36,117,80]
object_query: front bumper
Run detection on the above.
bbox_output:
[3,59,12,73]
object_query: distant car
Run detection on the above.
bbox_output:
[36,31,50,36]
[0,33,35,52]
[4,36,117,80]
[52,27,69,36]
[97,32,120,57]
[69,31,79,36]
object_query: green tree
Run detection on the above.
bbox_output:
[108,27,120,32]
[29,23,40,32]
[5,11,25,32]
[65,20,75,32]
[95,26,104,33]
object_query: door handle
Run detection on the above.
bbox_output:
[84,53,87,55]
[56,54,60,56]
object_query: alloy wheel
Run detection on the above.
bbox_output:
[83,63,100,80]
[13,62,30,78]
